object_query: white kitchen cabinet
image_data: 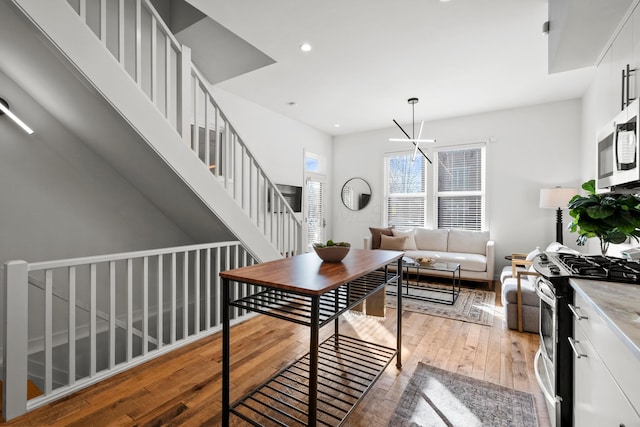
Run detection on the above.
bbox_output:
[632,3,640,109]
[596,46,616,124]
[570,291,640,427]
[572,326,640,427]
[613,13,634,112]
[595,3,640,124]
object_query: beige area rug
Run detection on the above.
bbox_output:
[389,363,538,427]
[385,282,495,326]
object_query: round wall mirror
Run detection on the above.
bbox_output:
[341,178,371,211]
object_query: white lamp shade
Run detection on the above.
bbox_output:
[539,187,578,209]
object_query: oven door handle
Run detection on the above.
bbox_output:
[534,349,562,406]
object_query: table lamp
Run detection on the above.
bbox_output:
[539,187,578,244]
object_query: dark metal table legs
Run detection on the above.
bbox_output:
[308,297,320,426]
[222,278,230,426]
[396,257,403,369]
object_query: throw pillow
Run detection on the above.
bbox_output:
[392,228,418,250]
[379,235,407,251]
[369,226,394,250]
[525,247,542,261]
[546,242,567,252]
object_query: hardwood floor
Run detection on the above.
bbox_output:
[1,288,550,426]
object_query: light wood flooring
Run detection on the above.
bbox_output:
[1,285,550,426]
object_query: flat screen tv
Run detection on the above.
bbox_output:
[275,184,302,213]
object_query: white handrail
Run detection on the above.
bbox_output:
[2,1,304,419]
[64,0,302,257]
[190,64,302,256]
[3,241,257,420]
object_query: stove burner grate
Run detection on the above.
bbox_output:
[554,253,640,283]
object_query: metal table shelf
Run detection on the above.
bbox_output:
[231,334,397,426]
[229,270,392,327]
[220,249,403,426]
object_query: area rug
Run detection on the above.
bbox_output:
[389,363,538,427]
[385,283,495,326]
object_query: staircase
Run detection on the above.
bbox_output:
[10,0,302,262]
[2,0,303,421]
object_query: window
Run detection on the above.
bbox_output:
[305,153,321,173]
[384,145,485,230]
[384,153,426,228]
[436,146,485,231]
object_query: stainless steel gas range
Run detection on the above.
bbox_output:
[532,252,640,427]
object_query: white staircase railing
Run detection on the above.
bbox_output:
[64,0,302,257]
[2,241,257,420]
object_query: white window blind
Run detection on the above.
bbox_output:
[436,146,485,231]
[306,177,325,245]
[384,154,426,228]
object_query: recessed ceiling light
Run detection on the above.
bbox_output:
[287,101,297,107]
[333,124,341,128]
[300,43,312,52]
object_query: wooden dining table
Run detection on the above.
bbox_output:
[219,248,404,426]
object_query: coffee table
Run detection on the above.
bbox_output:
[388,256,461,305]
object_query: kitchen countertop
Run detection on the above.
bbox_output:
[570,278,640,362]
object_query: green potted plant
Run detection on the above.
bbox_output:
[568,179,640,255]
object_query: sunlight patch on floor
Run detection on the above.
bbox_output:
[409,378,482,427]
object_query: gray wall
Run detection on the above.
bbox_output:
[0,69,194,266]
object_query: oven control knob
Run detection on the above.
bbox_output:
[540,253,548,261]
[549,266,560,274]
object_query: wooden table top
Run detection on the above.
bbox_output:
[219,248,402,296]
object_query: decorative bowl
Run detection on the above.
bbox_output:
[415,257,436,266]
[312,242,351,262]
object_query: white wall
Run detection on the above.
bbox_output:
[209,85,334,235]
[333,99,584,277]
[579,77,602,254]
[0,70,195,266]
[210,86,333,185]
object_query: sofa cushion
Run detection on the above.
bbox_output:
[414,228,448,251]
[501,277,539,306]
[369,226,394,250]
[447,229,489,255]
[380,234,407,251]
[392,228,418,250]
[403,250,487,272]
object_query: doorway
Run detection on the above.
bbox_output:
[305,173,326,250]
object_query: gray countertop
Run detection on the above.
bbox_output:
[570,278,640,362]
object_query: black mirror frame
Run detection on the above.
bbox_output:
[341,177,372,211]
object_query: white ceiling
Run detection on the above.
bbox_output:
[185,0,597,136]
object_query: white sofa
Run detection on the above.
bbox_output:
[364,227,495,288]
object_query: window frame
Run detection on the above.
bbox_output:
[383,143,487,231]
[383,151,428,228]
[434,144,487,231]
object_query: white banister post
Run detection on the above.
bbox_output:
[178,45,192,145]
[3,261,28,421]
[296,224,303,255]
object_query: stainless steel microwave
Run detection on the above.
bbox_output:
[597,98,640,189]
